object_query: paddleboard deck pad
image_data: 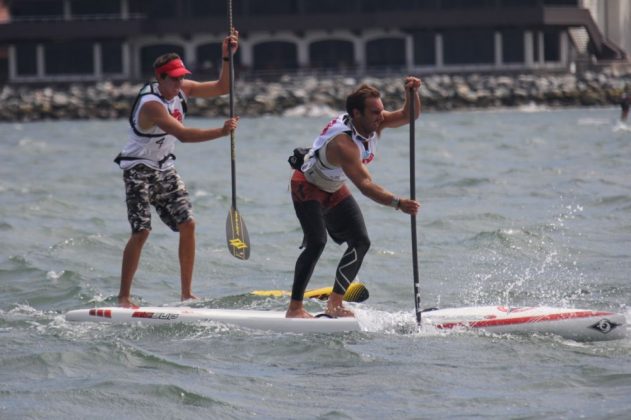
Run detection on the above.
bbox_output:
[66,305,626,340]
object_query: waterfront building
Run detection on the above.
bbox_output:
[0,0,628,84]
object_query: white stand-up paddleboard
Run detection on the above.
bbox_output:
[65,307,359,333]
[422,306,626,342]
[66,305,626,341]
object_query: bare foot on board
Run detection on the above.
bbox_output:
[286,308,315,318]
[286,300,314,318]
[325,292,355,317]
[325,305,355,318]
[118,296,138,308]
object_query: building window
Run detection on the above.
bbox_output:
[303,0,358,13]
[443,29,494,65]
[543,0,578,6]
[498,0,538,7]
[0,50,7,83]
[247,0,298,15]
[416,0,440,9]
[129,0,176,19]
[196,43,241,77]
[253,42,297,71]
[544,30,560,61]
[101,41,123,74]
[366,38,405,68]
[309,40,354,70]
[45,41,93,75]
[361,0,418,12]
[439,0,495,9]
[16,43,38,76]
[413,32,435,66]
[502,29,524,63]
[11,0,64,18]
[189,0,227,17]
[70,0,121,17]
[196,43,222,77]
[140,45,186,78]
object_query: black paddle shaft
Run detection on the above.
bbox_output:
[409,87,422,326]
[227,0,237,209]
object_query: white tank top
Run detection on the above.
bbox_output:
[117,82,187,171]
[302,114,377,192]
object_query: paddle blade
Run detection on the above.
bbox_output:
[226,206,250,260]
[343,282,370,303]
[304,282,369,303]
[251,283,369,303]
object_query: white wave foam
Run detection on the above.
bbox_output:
[282,104,337,118]
[354,308,446,337]
[612,121,631,132]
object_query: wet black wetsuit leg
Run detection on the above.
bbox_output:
[291,200,327,301]
[324,196,371,295]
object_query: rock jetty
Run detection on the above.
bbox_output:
[1,70,630,121]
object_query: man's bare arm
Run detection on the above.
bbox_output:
[379,77,422,133]
[328,135,419,214]
[139,101,237,143]
[182,32,239,98]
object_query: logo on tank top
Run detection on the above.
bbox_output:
[171,109,183,122]
[320,118,337,135]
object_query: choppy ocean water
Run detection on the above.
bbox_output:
[1,106,631,419]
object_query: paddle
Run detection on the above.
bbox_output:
[409,86,422,326]
[224,0,250,260]
[251,282,370,303]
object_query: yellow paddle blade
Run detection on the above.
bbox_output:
[226,206,250,260]
[342,282,370,303]
[251,283,369,303]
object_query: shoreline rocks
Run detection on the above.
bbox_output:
[1,71,630,121]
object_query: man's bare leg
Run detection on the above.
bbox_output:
[178,219,198,301]
[286,299,314,318]
[118,230,150,307]
[326,292,354,317]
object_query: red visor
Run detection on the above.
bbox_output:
[155,58,191,78]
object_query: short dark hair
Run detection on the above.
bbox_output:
[153,53,181,79]
[346,84,381,115]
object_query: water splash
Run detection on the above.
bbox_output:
[462,203,590,307]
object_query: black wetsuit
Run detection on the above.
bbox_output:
[290,172,370,301]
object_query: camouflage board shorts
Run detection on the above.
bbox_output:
[123,164,193,233]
